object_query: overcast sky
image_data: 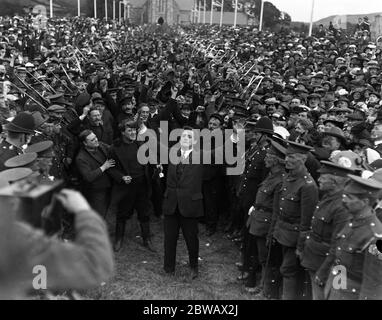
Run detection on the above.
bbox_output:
[268,0,382,22]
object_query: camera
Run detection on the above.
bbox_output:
[0,177,66,235]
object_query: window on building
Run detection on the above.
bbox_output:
[158,0,166,13]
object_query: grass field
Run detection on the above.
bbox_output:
[84,214,262,300]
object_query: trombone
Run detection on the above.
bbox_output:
[26,70,56,94]
[8,81,47,113]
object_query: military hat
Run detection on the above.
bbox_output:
[0,168,33,189]
[268,140,286,158]
[318,160,356,177]
[3,112,35,134]
[251,117,274,135]
[25,141,54,157]
[47,104,66,113]
[286,141,313,155]
[330,150,362,170]
[4,152,38,169]
[344,174,382,197]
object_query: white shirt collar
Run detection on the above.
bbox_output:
[181,148,193,159]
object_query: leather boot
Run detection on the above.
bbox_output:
[140,222,156,252]
[282,276,299,300]
[113,220,126,252]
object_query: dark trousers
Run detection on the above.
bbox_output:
[203,180,219,231]
[84,188,111,218]
[115,177,150,223]
[164,207,199,272]
[280,244,310,300]
[261,240,283,299]
[151,177,164,217]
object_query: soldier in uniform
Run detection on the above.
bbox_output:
[0,112,35,171]
[246,140,286,297]
[272,141,319,300]
[325,175,382,300]
[236,117,273,284]
[301,161,355,300]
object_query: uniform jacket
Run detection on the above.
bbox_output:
[75,142,113,190]
[248,169,285,237]
[328,212,382,300]
[273,168,319,250]
[301,190,350,282]
[237,144,269,212]
[163,148,204,218]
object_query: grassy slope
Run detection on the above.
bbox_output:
[84,214,259,300]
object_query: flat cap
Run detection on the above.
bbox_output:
[47,104,66,113]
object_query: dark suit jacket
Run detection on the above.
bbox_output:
[75,143,112,190]
[109,139,152,197]
[163,148,204,218]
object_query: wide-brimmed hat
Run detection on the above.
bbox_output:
[3,112,35,134]
[323,127,347,144]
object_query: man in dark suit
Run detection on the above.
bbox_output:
[162,126,204,279]
[75,129,115,217]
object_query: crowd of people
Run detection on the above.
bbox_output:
[1,12,382,300]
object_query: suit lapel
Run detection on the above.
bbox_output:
[85,147,105,166]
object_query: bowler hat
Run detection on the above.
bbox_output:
[252,117,274,135]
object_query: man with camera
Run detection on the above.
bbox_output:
[0,189,114,299]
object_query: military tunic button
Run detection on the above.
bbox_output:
[291,197,294,200]
[264,219,268,222]
[321,217,325,221]
[338,247,341,250]
[281,198,284,200]
[349,247,352,251]
[342,235,346,238]
[306,236,310,239]
[371,223,376,227]
[349,223,353,227]
[316,206,319,209]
